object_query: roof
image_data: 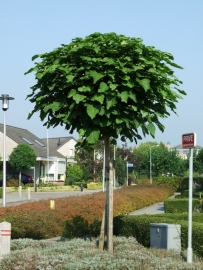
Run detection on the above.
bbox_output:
[171,144,203,149]
[41,136,77,151]
[0,124,64,158]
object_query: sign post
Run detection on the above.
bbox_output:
[182,132,196,264]
[126,163,133,186]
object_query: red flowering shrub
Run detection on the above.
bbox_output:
[0,185,174,239]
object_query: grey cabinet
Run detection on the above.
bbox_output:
[150,223,181,250]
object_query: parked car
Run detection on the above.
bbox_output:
[0,173,34,186]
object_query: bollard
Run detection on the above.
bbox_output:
[80,184,83,192]
[28,187,31,200]
[19,186,22,197]
[50,200,55,209]
[0,222,11,259]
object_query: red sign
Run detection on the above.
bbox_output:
[182,133,196,148]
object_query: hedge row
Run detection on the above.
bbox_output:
[164,198,201,213]
[113,213,203,258]
[153,176,203,192]
[0,185,174,240]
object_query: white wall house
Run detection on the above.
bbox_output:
[0,124,69,184]
[41,136,78,165]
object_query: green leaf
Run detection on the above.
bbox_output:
[72,94,86,104]
[147,122,156,137]
[68,89,76,98]
[122,81,134,88]
[98,82,108,92]
[86,129,100,143]
[44,102,60,113]
[116,118,124,124]
[128,92,137,102]
[87,104,100,119]
[78,86,91,92]
[118,91,128,103]
[106,96,116,110]
[89,70,105,84]
[137,78,150,91]
[99,107,105,116]
[36,73,43,79]
[92,94,105,104]
[66,75,75,82]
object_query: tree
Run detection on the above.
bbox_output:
[25,32,185,252]
[9,144,37,186]
[65,164,83,184]
[115,156,126,185]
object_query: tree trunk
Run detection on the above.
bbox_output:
[104,136,114,253]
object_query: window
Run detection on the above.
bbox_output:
[20,137,33,145]
[69,149,74,156]
[34,139,45,147]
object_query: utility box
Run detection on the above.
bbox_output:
[150,223,181,251]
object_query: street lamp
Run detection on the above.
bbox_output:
[149,145,159,185]
[0,94,14,207]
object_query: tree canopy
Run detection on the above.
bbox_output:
[25,32,186,145]
[9,144,37,172]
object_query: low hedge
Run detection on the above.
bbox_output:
[87,182,103,190]
[113,213,203,258]
[164,198,200,213]
[0,187,2,198]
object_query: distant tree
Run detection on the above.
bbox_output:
[66,164,83,183]
[25,32,185,253]
[115,156,126,185]
[193,149,203,175]
[9,144,37,186]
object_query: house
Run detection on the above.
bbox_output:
[41,136,77,165]
[0,124,73,184]
[168,143,203,159]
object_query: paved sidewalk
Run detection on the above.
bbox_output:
[129,193,179,215]
[0,189,103,207]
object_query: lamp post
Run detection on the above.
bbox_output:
[122,143,127,185]
[0,94,14,207]
[149,145,159,185]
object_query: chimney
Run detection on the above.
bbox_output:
[57,138,61,147]
[166,141,170,150]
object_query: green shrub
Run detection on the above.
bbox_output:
[62,215,101,239]
[178,177,203,192]
[113,213,203,258]
[0,187,2,198]
[87,182,102,190]
[164,198,200,213]
[153,176,183,191]
[62,216,90,238]
[7,179,19,187]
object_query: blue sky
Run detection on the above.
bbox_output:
[0,1,203,148]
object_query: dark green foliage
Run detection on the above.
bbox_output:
[65,164,83,183]
[153,176,183,191]
[62,216,101,239]
[178,177,203,192]
[25,32,185,146]
[113,213,203,258]
[115,156,126,185]
[164,198,200,213]
[9,144,37,172]
[0,188,2,198]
